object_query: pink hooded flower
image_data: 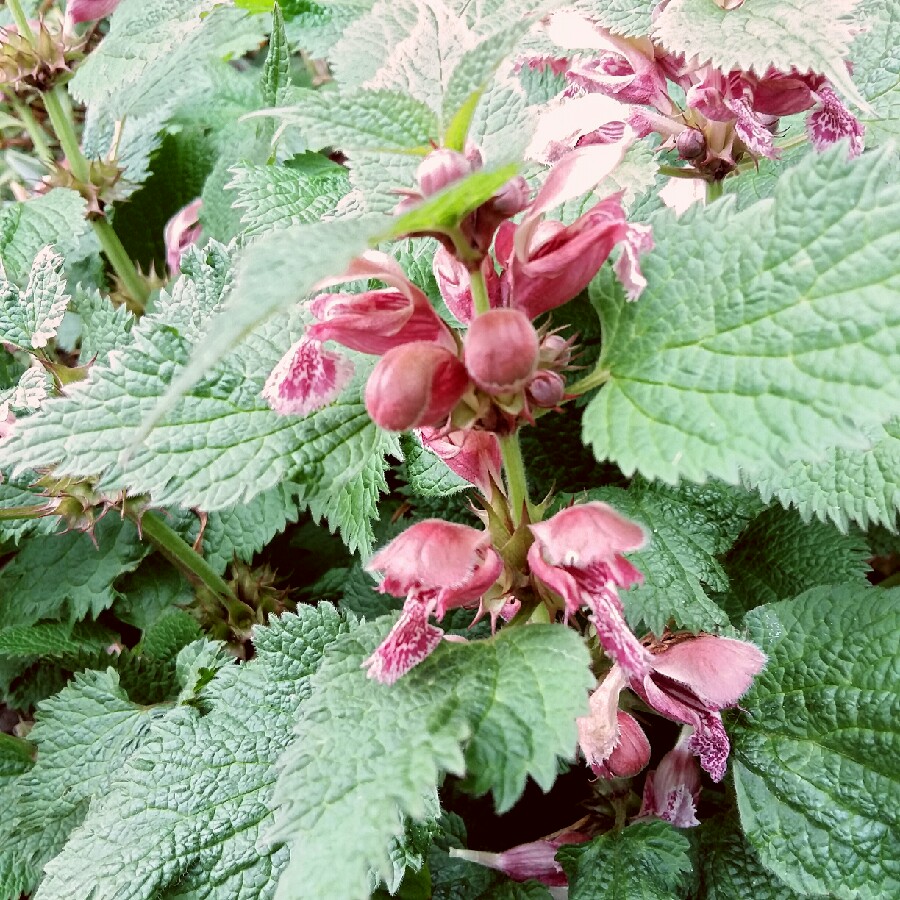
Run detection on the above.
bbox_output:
[418,427,503,499]
[66,0,121,23]
[577,666,650,779]
[527,502,651,679]
[638,728,702,828]
[629,634,766,781]
[164,199,203,276]
[363,520,503,683]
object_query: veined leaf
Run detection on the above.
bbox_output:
[0,247,69,352]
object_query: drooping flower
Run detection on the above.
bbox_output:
[629,634,766,781]
[418,427,503,499]
[66,0,122,23]
[363,520,503,682]
[638,727,702,827]
[164,199,203,275]
[527,501,651,679]
[432,247,501,324]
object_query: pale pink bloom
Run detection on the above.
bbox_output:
[432,248,501,324]
[261,338,353,416]
[527,502,650,678]
[365,342,470,432]
[464,309,540,396]
[638,728,702,827]
[450,831,589,886]
[630,634,766,781]
[164,199,203,276]
[363,520,503,682]
[66,0,121,23]
[577,666,650,779]
[418,427,502,498]
[614,222,654,301]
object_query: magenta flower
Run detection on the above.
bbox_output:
[629,634,766,781]
[66,0,121,23]
[164,199,203,276]
[527,502,651,679]
[417,427,503,499]
[363,520,503,682]
[638,728,702,828]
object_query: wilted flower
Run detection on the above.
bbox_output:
[638,727,702,827]
[164,199,203,275]
[363,520,503,682]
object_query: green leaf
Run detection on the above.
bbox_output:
[228,156,352,239]
[745,419,900,531]
[262,4,292,107]
[0,190,89,283]
[853,0,900,145]
[32,607,353,900]
[557,821,693,900]
[652,0,866,108]
[732,585,900,899]
[0,669,163,899]
[269,622,593,900]
[697,813,806,900]
[583,144,900,485]
[401,433,469,498]
[0,247,69,351]
[581,480,762,633]
[723,506,870,619]
[569,0,654,38]
[74,288,135,363]
[0,622,120,659]
[0,517,150,628]
[0,472,58,546]
[114,560,194,631]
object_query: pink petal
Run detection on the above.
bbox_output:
[727,97,777,159]
[604,711,651,777]
[613,222,654,301]
[807,85,865,157]
[688,711,731,782]
[164,199,203,275]
[418,427,503,498]
[66,0,121,23]
[451,833,589,887]
[262,337,353,416]
[363,597,444,684]
[588,588,652,681]
[578,666,627,773]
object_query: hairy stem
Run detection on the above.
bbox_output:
[42,87,90,183]
[92,218,150,312]
[567,366,611,396]
[706,178,725,203]
[130,508,238,601]
[499,433,533,527]
[9,99,54,166]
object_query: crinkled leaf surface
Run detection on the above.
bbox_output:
[732,585,900,899]
[581,480,761,633]
[269,622,593,900]
[402,433,469,497]
[34,606,353,900]
[569,0,654,37]
[583,144,900,485]
[0,621,120,660]
[557,821,693,900]
[0,247,69,351]
[854,0,900,144]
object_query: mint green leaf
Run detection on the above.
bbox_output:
[569,0,654,38]
[0,669,164,900]
[74,288,135,363]
[228,157,352,239]
[0,191,89,283]
[745,419,900,531]
[33,606,353,900]
[723,507,870,619]
[0,518,149,628]
[582,480,761,633]
[401,433,469,497]
[853,0,900,145]
[557,821,693,900]
[138,608,204,663]
[0,622,120,659]
[114,560,194,631]
[732,585,900,899]
[583,144,900,485]
[263,4,292,107]
[652,0,865,108]
[0,473,58,545]
[284,1,367,57]
[269,623,593,900]
[697,813,806,900]
[0,247,69,351]
[722,141,811,209]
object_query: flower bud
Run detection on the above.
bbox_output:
[676,128,706,161]
[605,711,651,777]
[416,149,474,197]
[365,342,470,431]
[464,309,539,396]
[526,370,566,408]
[538,333,573,368]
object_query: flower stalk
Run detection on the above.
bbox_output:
[469,263,492,316]
[6,0,34,46]
[499,432,533,526]
[9,98,53,166]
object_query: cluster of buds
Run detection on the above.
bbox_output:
[0,16,84,99]
[561,21,865,179]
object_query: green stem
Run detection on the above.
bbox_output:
[657,165,705,181]
[567,365,611,396]
[9,99,53,166]
[42,87,90,183]
[706,179,725,203]
[877,571,900,589]
[92,218,150,311]
[0,504,55,521]
[499,433,533,527]
[6,0,34,46]
[131,509,238,601]
[469,263,491,316]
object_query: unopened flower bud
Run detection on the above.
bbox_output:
[365,342,470,431]
[464,309,539,396]
[605,711,651,777]
[676,128,706,161]
[416,149,474,197]
[489,175,530,217]
[526,370,566,408]
[539,333,573,368]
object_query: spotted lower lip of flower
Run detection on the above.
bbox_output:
[637,727,702,827]
[261,337,354,416]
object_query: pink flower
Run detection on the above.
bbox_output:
[630,634,766,781]
[464,309,540,396]
[450,831,589,886]
[261,338,353,416]
[805,83,865,157]
[527,502,650,679]
[638,728,702,828]
[164,199,203,276]
[66,0,121,23]
[418,427,503,499]
[364,342,471,432]
[432,248,501,324]
[363,520,504,682]
[577,666,650,779]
